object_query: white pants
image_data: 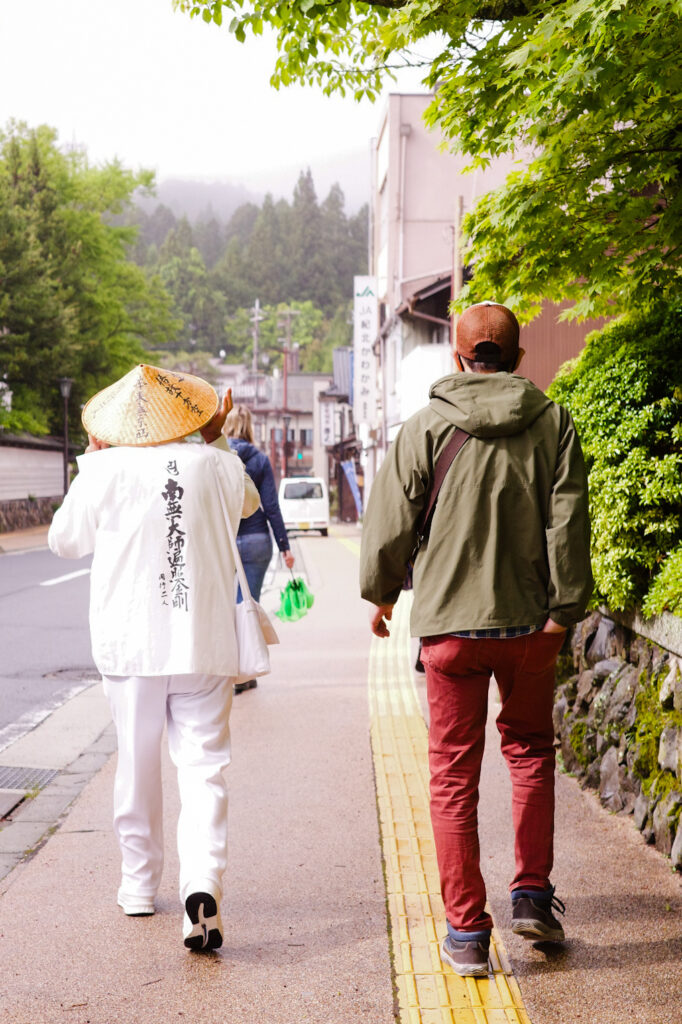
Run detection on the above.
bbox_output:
[102,673,233,904]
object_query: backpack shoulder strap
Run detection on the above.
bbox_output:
[417,427,471,538]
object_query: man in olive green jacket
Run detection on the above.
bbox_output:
[360,302,592,977]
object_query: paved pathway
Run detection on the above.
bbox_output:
[0,524,680,1023]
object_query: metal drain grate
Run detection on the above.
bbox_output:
[0,766,59,791]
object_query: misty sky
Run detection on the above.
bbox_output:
[0,0,431,198]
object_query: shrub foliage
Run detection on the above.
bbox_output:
[548,308,682,617]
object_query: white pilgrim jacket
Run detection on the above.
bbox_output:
[48,438,260,677]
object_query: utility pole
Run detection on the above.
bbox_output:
[277,306,301,398]
[451,195,464,350]
[277,330,290,481]
[277,307,300,480]
[249,298,267,381]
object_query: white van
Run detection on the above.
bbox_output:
[278,476,330,536]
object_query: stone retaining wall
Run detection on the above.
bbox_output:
[555,610,682,870]
[0,496,61,533]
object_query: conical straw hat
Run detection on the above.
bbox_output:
[81,364,219,446]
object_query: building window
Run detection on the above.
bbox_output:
[300,429,313,448]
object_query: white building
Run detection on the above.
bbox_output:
[211,360,332,486]
[360,92,602,498]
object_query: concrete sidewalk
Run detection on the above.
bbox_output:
[0,524,680,1024]
[0,526,393,1024]
[0,523,50,554]
[478,690,682,1024]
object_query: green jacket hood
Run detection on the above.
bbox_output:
[429,373,552,438]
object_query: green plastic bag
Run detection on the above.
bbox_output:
[291,582,307,616]
[297,578,314,609]
[275,583,299,622]
[275,577,314,622]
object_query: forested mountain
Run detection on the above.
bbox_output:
[134,178,259,224]
[0,123,367,439]
[124,168,368,370]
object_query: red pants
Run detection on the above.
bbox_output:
[420,631,564,932]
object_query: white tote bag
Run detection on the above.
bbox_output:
[220,485,279,685]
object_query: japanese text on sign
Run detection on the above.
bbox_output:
[353,276,378,427]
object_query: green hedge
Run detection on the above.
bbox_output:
[548,306,682,616]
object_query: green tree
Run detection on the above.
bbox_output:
[152,218,227,353]
[176,0,682,320]
[222,306,255,364]
[211,178,366,317]
[211,197,287,313]
[224,201,260,244]
[288,170,328,308]
[319,187,369,310]
[222,299,335,372]
[298,301,352,372]
[117,202,178,265]
[211,236,258,312]
[432,0,682,320]
[194,213,225,269]
[247,193,292,303]
[146,203,178,248]
[0,123,178,436]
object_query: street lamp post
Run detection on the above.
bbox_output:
[282,413,291,481]
[58,377,73,496]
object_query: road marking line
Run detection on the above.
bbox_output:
[40,569,90,587]
[367,592,532,1023]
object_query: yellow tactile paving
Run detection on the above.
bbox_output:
[330,529,361,557]
[366,591,533,1024]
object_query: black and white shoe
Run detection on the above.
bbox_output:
[234,679,258,694]
[183,891,223,951]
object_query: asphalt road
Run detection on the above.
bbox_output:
[0,546,95,751]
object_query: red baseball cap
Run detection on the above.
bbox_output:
[456,302,520,364]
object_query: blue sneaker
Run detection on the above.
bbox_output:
[511,885,565,941]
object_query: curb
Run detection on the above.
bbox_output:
[0,723,116,886]
[0,526,50,555]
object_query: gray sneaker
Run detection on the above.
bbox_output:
[440,932,490,977]
[511,886,565,941]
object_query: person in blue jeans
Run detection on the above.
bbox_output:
[224,404,294,693]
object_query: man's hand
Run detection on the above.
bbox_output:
[84,434,109,454]
[200,388,233,444]
[283,550,295,570]
[542,617,568,634]
[369,603,394,638]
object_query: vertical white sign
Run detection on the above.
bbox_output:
[319,399,335,447]
[353,275,378,427]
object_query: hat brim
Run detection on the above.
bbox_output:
[81,364,219,447]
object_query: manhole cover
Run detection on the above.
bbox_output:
[0,766,59,791]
